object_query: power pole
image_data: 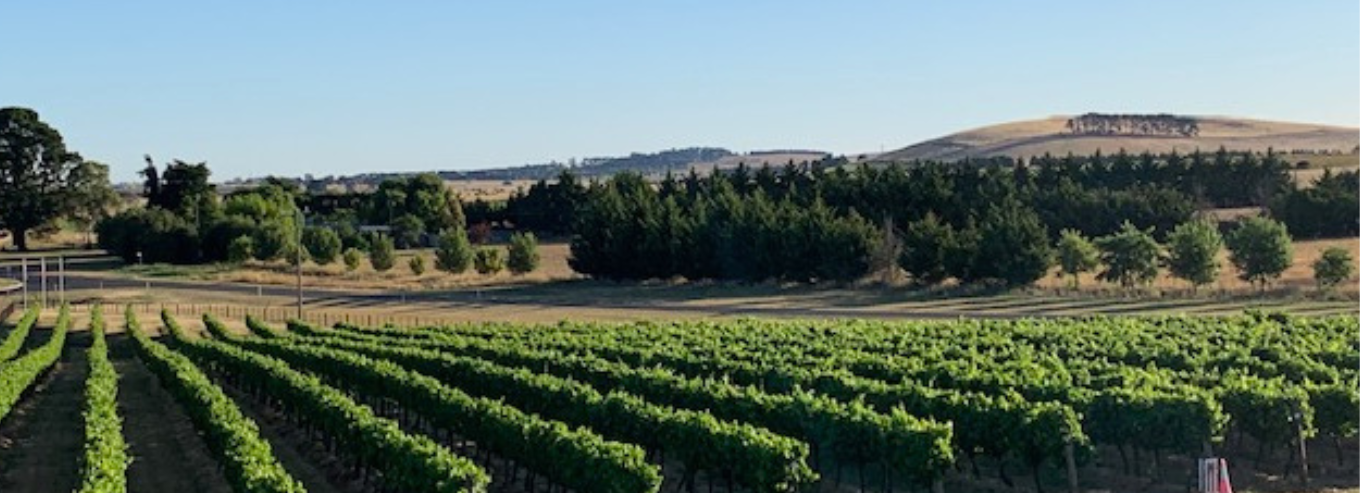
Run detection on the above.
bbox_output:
[21,258,28,310]
[40,257,46,308]
[296,208,304,319]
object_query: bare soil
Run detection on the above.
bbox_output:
[0,330,88,493]
[110,334,234,493]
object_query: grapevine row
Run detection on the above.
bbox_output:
[125,308,307,493]
[159,312,489,493]
[0,305,40,362]
[283,321,818,493]
[0,305,69,422]
[299,321,958,486]
[208,315,662,493]
[77,305,129,493]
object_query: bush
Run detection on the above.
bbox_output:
[369,234,396,272]
[1313,247,1355,291]
[302,227,342,265]
[342,248,364,272]
[252,221,293,261]
[280,240,309,267]
[435,229,474,274]
[226,236,255,265]
[506,232,540,274]
[95,207,198,264]
[408,255,427,275]
[474,247,505,275]
[1225,216,1293,290]
[202,215,256,262]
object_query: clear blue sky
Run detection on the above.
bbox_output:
[4,1,1357,182]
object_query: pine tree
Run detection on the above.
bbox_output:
[899,212,955,285]
[507,232,541,274]
[434,228,474,274]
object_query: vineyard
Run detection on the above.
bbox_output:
[0,305,1356,493]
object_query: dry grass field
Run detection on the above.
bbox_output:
[140,237,1357,299]
[879,115,1359,162]
[447,179,537,202]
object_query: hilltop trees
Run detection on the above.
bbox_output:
[0,107,84,251]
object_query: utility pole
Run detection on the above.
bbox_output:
[21,258,28,310]
[40,257,46,308]
[296,207,305,319]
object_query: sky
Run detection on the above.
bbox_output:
[3,1,1357,182]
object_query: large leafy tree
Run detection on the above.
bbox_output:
[1055,229,1099,288]
[1312,246,1355,292]
[365,173,464,234]
[0,107,83,250]
[1095,221,1162,288]
[1164,219,1223,291]
[1225,216,1293,290]
[65,160,121,247]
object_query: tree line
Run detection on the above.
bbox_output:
[507,150,1353,286]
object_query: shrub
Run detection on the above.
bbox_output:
[226,236,255,265]
[369,234,396,272]
[342,248,364,272]
[507,232,540,274]
[474,247,505,275]
[435,229,474,274]
[303,227,342,265]
[408,255,427,275]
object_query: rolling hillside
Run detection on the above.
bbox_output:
[876,114,1359,162]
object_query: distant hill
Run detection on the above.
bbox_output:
[876,114,1360,162]
[264,147,830,194]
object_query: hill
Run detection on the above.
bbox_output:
[876,113,1359,162]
